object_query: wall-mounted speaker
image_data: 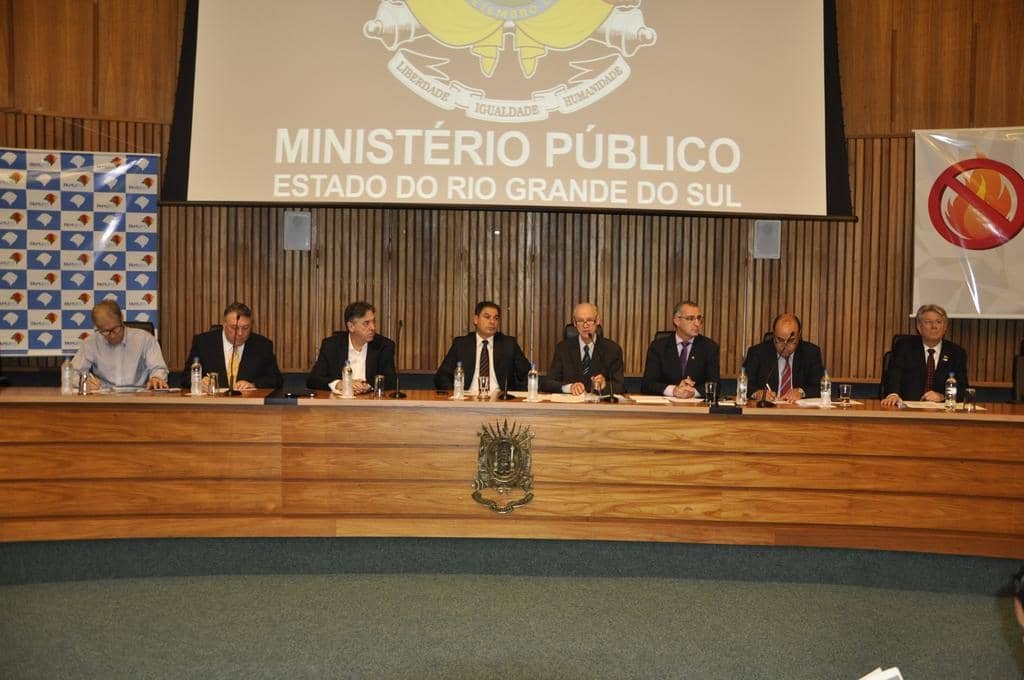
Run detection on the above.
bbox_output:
[283,210,312,251]
[753,219,782,259]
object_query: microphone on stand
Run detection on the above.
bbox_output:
[225,341,242,396]
[497,366,516,400]
[389,319,406,399]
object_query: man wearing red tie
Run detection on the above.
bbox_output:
[641,300,720,398]
[881,304,969,406]
[744,313,825,403]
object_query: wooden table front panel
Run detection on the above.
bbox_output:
[1,390,1022,557]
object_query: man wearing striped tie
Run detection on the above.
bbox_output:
[744,313,824,403]
[542,302,625,396]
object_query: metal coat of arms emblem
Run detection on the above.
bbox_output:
[472,420,534,514]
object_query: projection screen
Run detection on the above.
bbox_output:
[169,0,848,216]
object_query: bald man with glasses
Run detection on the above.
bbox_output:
[642,300,720,398]
[542,302,625,395]
[744,313,824,402]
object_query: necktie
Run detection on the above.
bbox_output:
[479,340,490,384]
[679,342,691,374]
[582,345,592,377]
[228,346,240,385]
[780,358,792,396]
[926,348,936,392]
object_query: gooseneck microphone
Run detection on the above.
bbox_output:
[497,365,516,400]
[389,319,406,399]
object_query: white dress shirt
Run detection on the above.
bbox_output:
[327,338,368,392]
[222,332,245,382]
[562,338,595,393]
[469,333,499,393]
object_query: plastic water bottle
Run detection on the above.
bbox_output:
[190,356,202,396]
[735,367,748,405]
[819,369,831,408]
[944,373,957,412]
[61,357,75,395]
[453,361,465,399]
[527,363,540,402]
[342,360,354,398]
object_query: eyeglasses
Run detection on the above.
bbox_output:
[675,315,703,322]
[96,324,124,336]
[773,335,800,346]
[918,319,946,327]
[574,318,598,326]
[225,324,251,332]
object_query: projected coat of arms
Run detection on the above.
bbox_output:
[472,420,535,514]
[363,0,657,122]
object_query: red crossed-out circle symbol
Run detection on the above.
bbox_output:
[928,157,1024,250]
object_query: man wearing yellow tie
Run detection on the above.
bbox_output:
[182,302,283,392]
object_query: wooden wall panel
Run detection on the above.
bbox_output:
[95,0,183,122]
[0,0,13,109]
[11,0,95,118]
[971,0,1024,128]
[834,0,894,136]
[891,0,975,132]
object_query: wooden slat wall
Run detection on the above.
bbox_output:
[2,110,1024,384]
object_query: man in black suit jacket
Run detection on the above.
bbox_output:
[743,313,824,401]
[182,302,282,390]
[641,300,720,397]
[881,304,969,406]
[543,302,625,395]
[435,301,531,393]
[307,301,396,392]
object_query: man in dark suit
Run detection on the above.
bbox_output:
[435,301,531,393]
[542,302,625,395]
[182,301,282,391]
[881,303,968,406]
[307,301,396,393]
[641,300,720,397]
[744,312,824,402]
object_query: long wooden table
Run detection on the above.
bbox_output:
[1,388,1022,558]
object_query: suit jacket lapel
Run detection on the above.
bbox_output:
[461,334,477,378]
[572,340,585,375]
[210,334,228,376]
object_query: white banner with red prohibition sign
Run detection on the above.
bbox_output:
[914,127,1024,318]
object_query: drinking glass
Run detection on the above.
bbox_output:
[963,387,976,413]
[704,381,717,405]
[477,375,490,400]
[207,372,219,396]
[839,383,852,408]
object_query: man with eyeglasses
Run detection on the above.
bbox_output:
[71,300,169,390]
[744,312,824,402]
[881,303,968,407]
[642,300,720,398]
[542,302,625,395]
[182,302,282,392]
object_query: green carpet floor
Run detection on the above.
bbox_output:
[3,573,1023,679]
